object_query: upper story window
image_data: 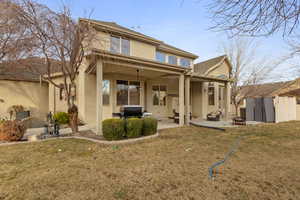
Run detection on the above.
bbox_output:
[156,51,166,63]
[121,38,130,55]
[110,36,130,55]
[168,55,177,65]
[180,58,191,67]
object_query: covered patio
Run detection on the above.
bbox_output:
[82,50,189,135]
[80,50,232,135]
[189,72,232,122]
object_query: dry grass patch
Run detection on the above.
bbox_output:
[0,121,299,199]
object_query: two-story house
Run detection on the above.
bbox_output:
[0,18,231,132]
[47,18,232,134]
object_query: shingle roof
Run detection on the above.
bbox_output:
[239,81,293,98]
[80,18,198,59]
[279,88,300,97]
[0,57,61,82]
[194,55,227,75]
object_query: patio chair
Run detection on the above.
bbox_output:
[232,117,246,125]
[207,111,222,121]
[172,109,192,124]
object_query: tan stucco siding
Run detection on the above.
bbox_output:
[297,105,300,120]
[207,62,230,77]
[131,40,156,60]
[274,96,297,123]
[48,76,80,114]
[0,80,48,123]
[87,31,110,51]
[49,77,70,114]
[89,30,156,60]
[191,82,202,118]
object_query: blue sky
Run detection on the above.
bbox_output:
[36,0,296,79]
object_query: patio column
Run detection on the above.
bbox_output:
[179,74,185,126]
[96,59,103,135]
[201,82,208,120]
[185,76,191,125]
[224,81,231,121]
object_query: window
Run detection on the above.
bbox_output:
[103,80,110,105]
[110,36,130,55]
[110,36,120,53]
[117,80,128,105]
[180,58,191,67]
[117,80,140,105]
[297,97,300,105]
[168,55,177,65]
[208,83,215,105]
[121,38,130,55]
[156,51,166,63]
[152,85,167,106]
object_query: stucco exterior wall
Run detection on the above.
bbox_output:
[191,82,202,118]
[88,30,195,64]
[274,96,297,123]
[48,77,75,114]
[207,62,230,77]
[131,40,156,60]
[297,105,300,120]
[0,80,48,126]
[88,31,110,51]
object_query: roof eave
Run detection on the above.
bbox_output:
[87,48,191,73]
[157,46,198,59]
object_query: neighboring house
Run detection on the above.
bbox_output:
[48,19,232,134]
[0,58,49,127]
[239,78,300,122]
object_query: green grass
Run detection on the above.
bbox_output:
[0,121,299,199]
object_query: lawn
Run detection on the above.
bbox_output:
[0,121,300,200]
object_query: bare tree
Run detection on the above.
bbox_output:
[223,38,281,115]
[16,0,94,133]
[0,0,31,65]
[209,0,300,37]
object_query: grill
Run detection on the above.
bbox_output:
[120,105,143,118]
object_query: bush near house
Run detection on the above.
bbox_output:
[142,117,158,136]
[0,120,26,141]
[102,117,158,140]
[126,118,143,138]
[53,112,69,125]
[103,119,126,140]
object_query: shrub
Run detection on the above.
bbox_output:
[0,120,27,141]
[53,112,69,124]
[126,118,143,138]
[142,117,158,136]
[103,119,125,140]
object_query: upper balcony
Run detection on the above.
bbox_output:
[80,18,198,69]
